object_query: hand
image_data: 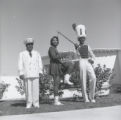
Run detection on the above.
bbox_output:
[19,75,25,80]
[39,73,43,78]
[88,58,94,64]
[74,43,79,49]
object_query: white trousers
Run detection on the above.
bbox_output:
[24,78,39,106]
[79,58,96,101]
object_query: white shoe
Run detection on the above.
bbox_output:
[54,101,63,105]
[85,99,90,103]
[26,104,32,109]
[64,74,73,85]
[34,105,39,108]
[91,99,96,103]
[33,103,40,108]
[54,96,63,105]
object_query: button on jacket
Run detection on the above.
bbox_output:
[18,50,43,78]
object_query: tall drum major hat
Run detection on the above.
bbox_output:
[75,24,86,38]
[24,38,34,45]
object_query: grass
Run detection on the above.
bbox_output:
[0,84,121,116]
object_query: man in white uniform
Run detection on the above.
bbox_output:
[72,24,96,103]
[18,38,43,108]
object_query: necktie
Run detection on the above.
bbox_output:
[29,51,32,57]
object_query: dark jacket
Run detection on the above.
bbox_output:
[48,46,63,76]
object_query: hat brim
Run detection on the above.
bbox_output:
[77,35,86,38]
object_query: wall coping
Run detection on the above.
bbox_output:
[42,48,121,58]
[92,48,121,57]
[93,48,121,52]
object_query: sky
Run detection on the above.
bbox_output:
[0,0,121,75]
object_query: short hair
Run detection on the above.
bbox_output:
[50,36,59,46]
[72,23,77,31]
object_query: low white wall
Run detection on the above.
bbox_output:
[93,48,121,84]
[117,50,121,84]
[0,76,25,100]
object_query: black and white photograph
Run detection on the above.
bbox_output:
[0,0,121,120]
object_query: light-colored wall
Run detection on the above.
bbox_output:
[110,50,121,84]
[0,0,121,75]
[0,2,1,74]
[117,50,121,84]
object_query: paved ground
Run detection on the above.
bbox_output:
[0,105,121,120]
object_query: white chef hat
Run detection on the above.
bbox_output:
[75,24,86,37]
[24,38,34,45]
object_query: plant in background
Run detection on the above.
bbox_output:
[70,71,81,88]
[39,74,64,100]
[0,82,10,99]
[39,74,53,98]
[95,64,112,92]
[16,78,25,95]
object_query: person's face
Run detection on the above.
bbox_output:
[52,38,59,47]
[26,43,33,52]
[78,37,86,45]
[72,23,76,31]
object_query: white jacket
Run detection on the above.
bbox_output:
[18,50,43,78]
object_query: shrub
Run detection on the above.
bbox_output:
[0,82,10,99]
[16,78,25,95]
[95,64,112,91]
[39,74,53,98]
